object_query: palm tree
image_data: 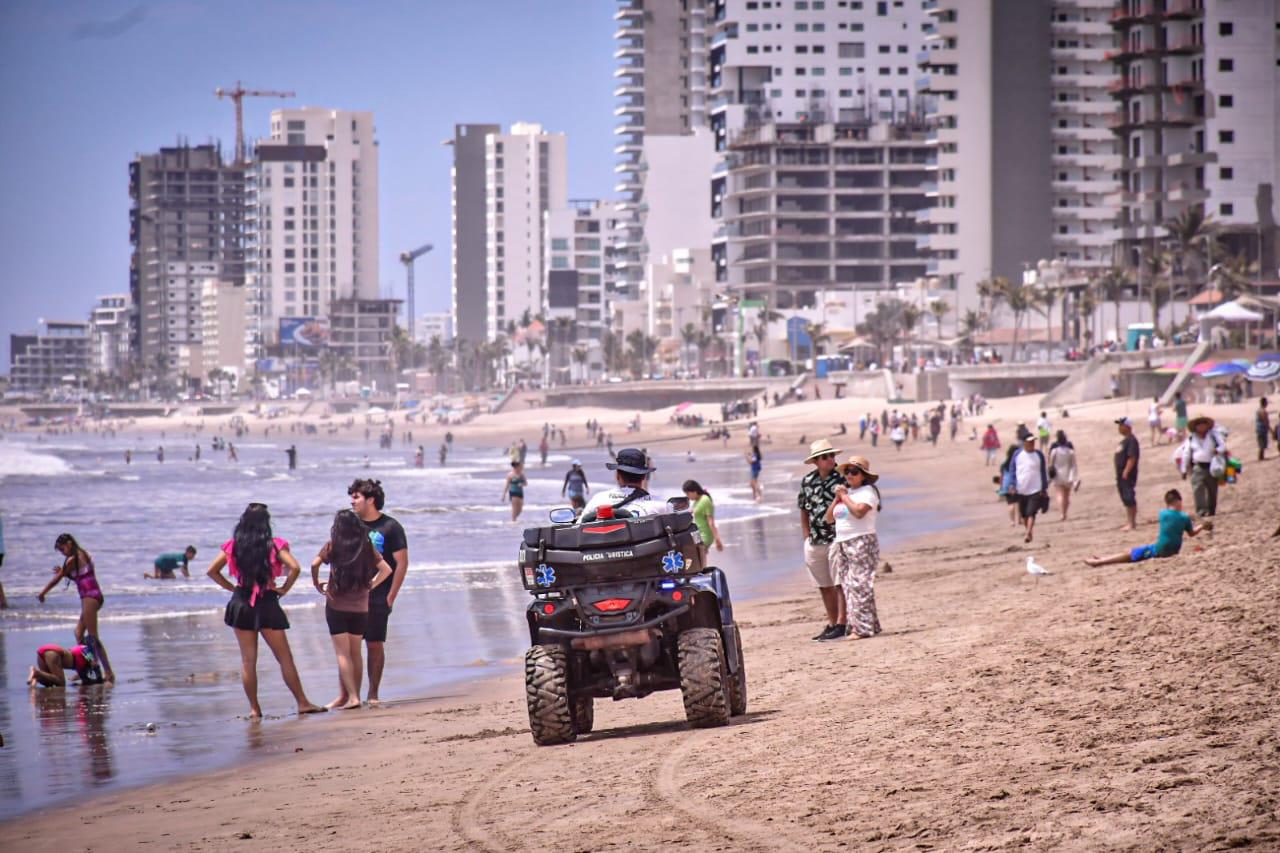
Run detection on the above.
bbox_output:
[1094,266,1129,346]
[1163,208,1216,326]
[928,298,950,341]
[804,321,832,360]
[1213,249,1258,301]
[977,277,1005,327]
[959,308,984,359]
[855,298,908,366]
[570,346,589,383]
[1076,284,1098,348]
[1142,249,1173,331]
[1032,287,1057,355]
[625,329,648,379]
[680,323,699,372]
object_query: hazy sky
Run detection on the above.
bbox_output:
[0,0,616,364]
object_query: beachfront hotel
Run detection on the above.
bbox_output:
[544,199,623,381]
[243,107,380,358]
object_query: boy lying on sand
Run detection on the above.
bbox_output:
[1084,489,1210,567]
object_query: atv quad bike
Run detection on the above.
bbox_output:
[519,502,747,745]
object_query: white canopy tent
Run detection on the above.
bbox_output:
[1202,300,1265,323]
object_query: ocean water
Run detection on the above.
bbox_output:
[0,428,958,819]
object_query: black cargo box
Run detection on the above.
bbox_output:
[518,511,703,591]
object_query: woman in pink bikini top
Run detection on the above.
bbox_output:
[38,533,114,682]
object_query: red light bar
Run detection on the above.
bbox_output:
[584,523,626,534]
[593,598,633,612]
[597,506,615,519]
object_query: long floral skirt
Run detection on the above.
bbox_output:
[829,534,882,638]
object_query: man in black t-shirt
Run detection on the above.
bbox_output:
[1113,417,1140,531]
[348,478,409,705]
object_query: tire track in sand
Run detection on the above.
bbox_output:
[449,747,527,852]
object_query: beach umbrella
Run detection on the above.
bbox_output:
[1202,362,1248,378]
[1247,354,1280,381]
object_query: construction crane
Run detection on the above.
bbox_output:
[214,81,296,164]
[399,244,434,346]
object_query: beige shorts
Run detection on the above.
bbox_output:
[804,540,836,587]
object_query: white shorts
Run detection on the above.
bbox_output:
[804,540,835,587]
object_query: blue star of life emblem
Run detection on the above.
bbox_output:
[534,564,556,587]
[661,550,685,574]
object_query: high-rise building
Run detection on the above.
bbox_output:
[245,108,379,360]
[128,144,244,371]
[613,0,713,300]
[88,295,131,375]
[9,321,91,393]
[1109,0,1280,266]
[450,123,501,344]
[416,311,454,345]
[918,0,1055,307]
[544,200,620,380]
[481,123,568,340]
[709,0,935,315]
[198,280,247,379]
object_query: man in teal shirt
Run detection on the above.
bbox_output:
[1173,391,1189,439]
[1084,489,1208,566]
[145,546,197,579]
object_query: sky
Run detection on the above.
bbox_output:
[0,0,617,365]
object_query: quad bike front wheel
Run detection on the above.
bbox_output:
[525,645,576,746]
[727,628,747,717]
[677,628,732,728]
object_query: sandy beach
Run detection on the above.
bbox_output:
[1,393,1278,850]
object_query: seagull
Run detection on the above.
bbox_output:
[1026,555,1051,581]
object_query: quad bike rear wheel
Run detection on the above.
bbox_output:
[677,628,731,728]
[727,628,747,717]
[525,645,576,746]
[571,696,594,734]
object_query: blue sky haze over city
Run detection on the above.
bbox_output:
[0,0,616,363]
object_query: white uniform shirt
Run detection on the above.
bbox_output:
[1182,430,1224,466]
[580,486,664,518]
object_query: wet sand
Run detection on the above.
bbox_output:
[2,396,1278,849]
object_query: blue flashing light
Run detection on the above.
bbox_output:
[659,580,677,590]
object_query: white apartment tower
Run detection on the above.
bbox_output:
[88,294,131,375]
[483,123,568,339]
[1109,0,1280,267]
[245,108,379,356]
[545,200,620,347]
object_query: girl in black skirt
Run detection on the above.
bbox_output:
[206,502,325,719]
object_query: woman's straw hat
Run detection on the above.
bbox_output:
[803,438,841,463]
[838,454,879,484]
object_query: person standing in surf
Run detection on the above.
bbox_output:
[347,479,409,706]
[38,534,115,682]
[206,503,324,718]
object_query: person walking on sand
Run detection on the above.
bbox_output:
[798,439,846,641]
[1255,397,1271,462]
[503,461,527,521]
[869,417,880,447]
[825,455,883,640]
[1114,417,1140,531]
[981,424,1001,466]
[683,480,724,565]
[347,479,408,706]
[1048,430,1080,521]
[889,422,906,452]
[1147,397,1164,445]
[1084,489,1209,567]
[1173,390,1189,440]
[206,503,324,718]
[1180,415,1226,518]
[311,510,393,710]
[1036,411,1052,451]
[1009,433,1049,544]
[38,534,115,682]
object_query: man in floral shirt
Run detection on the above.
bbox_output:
[798,439,845,640]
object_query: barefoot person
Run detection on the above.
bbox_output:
[1048,430,1079,521]
[206,503,325,718]
[1084,489,1209,567]
[144,546,197,579]
[1009,432,1048,544]
[27,641,110,688]
[798,439,846,640]
[1114,417,1140,531]
[311,510,393,711]
[825,455,883,640]
[347,479,408,706]
[38,534,115,682]
[682,480,724,564]
[502,462,527,522]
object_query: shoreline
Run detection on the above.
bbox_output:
[2,396,1278,849]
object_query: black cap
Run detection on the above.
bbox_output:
[606,448,654,476]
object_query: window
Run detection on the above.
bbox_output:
[1220,167,1233,179]
[1219,94,1233,107]
[879,66,890,74]
[876,1,886,13]
[1219,203,1234,215]
[879,45,890,54]
[1218,21,1233,35]
[1218,58,1233,71]
[796,45,809,53]
[839,42,865,58]
[1219,130,1234,143]
[814,23,825,32]
[812,67,825,75]
[796,22,808,31]
[839,67,853,76]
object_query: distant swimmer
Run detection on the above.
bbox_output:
[144,546,197,580]
[286,444,298,470]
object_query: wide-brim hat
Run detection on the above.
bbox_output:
[803,438,842,463]
[838,454,879,484]
[1187,415,1215,431]
[606,447,655,475]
